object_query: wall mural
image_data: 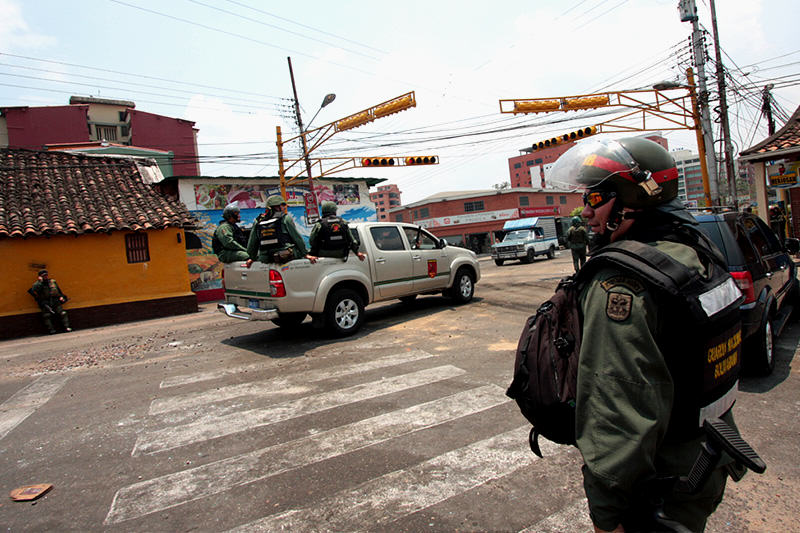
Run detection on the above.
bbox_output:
[193,183,361,210]
[187,192,376,294]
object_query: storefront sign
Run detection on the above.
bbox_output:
[519,206,560,216]
[417,208,520,229]
[768,161,799,188]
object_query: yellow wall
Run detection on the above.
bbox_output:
[0,229,193,317]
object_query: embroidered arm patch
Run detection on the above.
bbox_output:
[606,291,633,321]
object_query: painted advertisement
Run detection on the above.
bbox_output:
[193,182,361,210]
[768,161,800,188]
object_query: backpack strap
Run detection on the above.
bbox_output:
[578,240,701,297]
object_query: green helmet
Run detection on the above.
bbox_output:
[267,195,286,208]
[222,203,240,219]
[550,137,678,209]
[321,201,337,216]
[571,216,582,227]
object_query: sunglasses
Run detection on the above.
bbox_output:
[583,190,617,208]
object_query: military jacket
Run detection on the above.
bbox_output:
[29,279,66,307]
[566,225,589,249]
[213,220,249,263]
[246,211,308,263]
[576,239,738,532]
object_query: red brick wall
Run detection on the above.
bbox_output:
[3,106,90,150]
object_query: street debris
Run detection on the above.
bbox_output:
[9,484,52,502]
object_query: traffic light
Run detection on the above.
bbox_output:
[360,157,397,167]
[530,126,599,151]
[373,93,416,119]
[561,95,609,110]
[336,110,373,132]
[404,156,438,165]
[512,99,560,114]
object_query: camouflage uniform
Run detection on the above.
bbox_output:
[246,197,308,263]
[29,274,71,333]
[213,220,249,263]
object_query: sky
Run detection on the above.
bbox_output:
[1,0,798,204]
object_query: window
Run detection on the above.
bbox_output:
[96,125,117,141]
[419,207,430,218]
[403,227,438,250]
[413,210,418,219]
[560,195,567,204]
[519,196,529,206]
[546,196,554,205]
[379,207,385,212]
[395,213,404,222]
[370,226,406,251]
[526,160,536,166]
[125,233,150,263]
[514,162,522,169]
[535,158,543,164]
[464,201,484,212]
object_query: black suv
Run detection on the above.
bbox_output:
[691,209,800,375]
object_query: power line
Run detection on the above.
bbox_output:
[0,52,286,101]
[185,0,381,61]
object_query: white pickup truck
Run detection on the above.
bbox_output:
[490,216,559,266]
[218,222,481,336]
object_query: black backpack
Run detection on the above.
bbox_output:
[505,237,737,457]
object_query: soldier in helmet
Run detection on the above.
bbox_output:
[565,215,589,272]
[212,203,250,263]
[28,269,71,334]
[307,201,366,262]
[246,195,314,267]
[550,138,745,532]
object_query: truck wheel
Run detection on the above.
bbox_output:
[546,245,556,259]
[746,315,775,376]
[449,267,475,304]
[325,289,364,336]
[271,312,307,329]
[494,259,504,266]
[524,249,536,263]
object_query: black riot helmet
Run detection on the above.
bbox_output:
[550,137,679,209]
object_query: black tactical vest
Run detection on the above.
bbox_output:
[257,214,290,254]
[587,236,743,441]
[317,216,349,252]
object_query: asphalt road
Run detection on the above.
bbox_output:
[0,252,798,532]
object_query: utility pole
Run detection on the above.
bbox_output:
[679,0,719,204]
[762,84,776,135]
[708,0,737,209]
[287,56,320,224]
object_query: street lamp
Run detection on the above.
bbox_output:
[307,93,336,131]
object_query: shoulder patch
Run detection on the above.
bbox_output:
[606,291,633,321]
[600,275,644,294]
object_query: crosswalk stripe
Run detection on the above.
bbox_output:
[105,385,510,524]
[227,426,560,532]
[133,365,465,456]
[158,349,435,389]
[151,350,436,415]
[0,375,70,441]
[519,499,592,533]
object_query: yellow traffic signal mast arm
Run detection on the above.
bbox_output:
[500,87,695,132]
[277,92,417,196]
[500,69,712,207]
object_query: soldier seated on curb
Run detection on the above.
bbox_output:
[28,269,71,334]
[307,201,366,262]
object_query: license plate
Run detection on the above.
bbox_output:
[248,299,260,309]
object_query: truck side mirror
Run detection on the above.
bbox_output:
[439,238,448,248]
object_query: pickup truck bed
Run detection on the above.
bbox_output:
[219,222,481,336]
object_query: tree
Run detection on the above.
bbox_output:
[492,181,510,190]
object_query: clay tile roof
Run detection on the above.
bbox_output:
[0,148,195,238]
[740,105,800,159]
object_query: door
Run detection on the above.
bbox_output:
[403,227,449,292]
[747,216,792,300]
[368,226,413,298]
